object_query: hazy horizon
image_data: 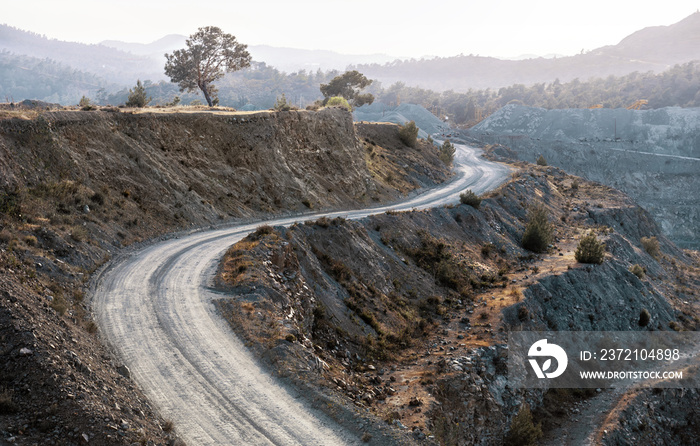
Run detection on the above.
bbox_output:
[4,1,700,60]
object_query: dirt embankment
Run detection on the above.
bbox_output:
[215,164,700,444]
[468,104,700,249]
[0,107,449,445]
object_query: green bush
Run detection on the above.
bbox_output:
[439,140,456,165]
[78,95,93,110]
[521,205,553,253]
[574,231,606,264]
[536,155,548,166]
[398,121,419,147]
[126,80,152,108]
[504,405,542,446]
[459,189,481,208]
[325,96,352,111]
[630,264,645,279]
[273,93,293,111]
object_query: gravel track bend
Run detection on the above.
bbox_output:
[93,144,511,445]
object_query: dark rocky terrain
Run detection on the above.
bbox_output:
[469,104,700,249]
[0,105,449,445]
[215,161,700,444]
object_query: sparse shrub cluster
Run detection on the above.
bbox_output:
[252,224,275,238]
[79,95,95,111]
[398,120,419,148]
[504,405,542,446]
[405,233,472,295]
[0,190,22,218]
[630,264,645,279]
[324,96,352,111]
[273,93,294,112]
[521,205,553,253]
[641,236,660,259]
[459,189,481,208]
[574,231,606,264]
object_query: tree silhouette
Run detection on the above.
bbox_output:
[164,27,251,107]
[320,70,374,107]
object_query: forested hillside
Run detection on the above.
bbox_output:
[0,51,109,104]
[1,14,699,116]
[0,25,162,84]
[375,61,700,126]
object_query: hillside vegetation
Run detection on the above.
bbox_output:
[373,61,700,127]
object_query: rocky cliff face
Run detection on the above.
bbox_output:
[469,104,700,248]
[1,108,446,225]
[0,107,449,445]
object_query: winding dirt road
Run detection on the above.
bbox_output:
[93,144,510,445]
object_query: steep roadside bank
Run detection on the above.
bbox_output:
[468,104,700,249]
[0,107,449,445]
[91,143,510,446]
[216,164,700,444]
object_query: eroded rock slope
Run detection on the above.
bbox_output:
[215,164,700,444]
[0,106,449,445]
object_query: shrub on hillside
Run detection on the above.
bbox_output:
[439,140,456,165]
[79,95,95,111]
[630,264,645,279]
[459,189,481,208]
[398,121,419,148]
[574,231,606,264]
[125,80,152,108]
[639,308,651,327]
[325,96,351,111]
[273,93,294,111]
[521,205,553,253]
[504,405,542,446]
[641,236,660,259]
[536,155,548,166]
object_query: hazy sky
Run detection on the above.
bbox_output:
[4,1,700,58]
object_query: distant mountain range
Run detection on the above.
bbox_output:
[99,35,401,74]
[352,12,700,91]
[1,12,700,102]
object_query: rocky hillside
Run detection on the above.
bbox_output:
[469,104,700,249]
[215,164,700,444]
[0,105,449,445]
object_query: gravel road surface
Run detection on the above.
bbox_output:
[93,144,510,445]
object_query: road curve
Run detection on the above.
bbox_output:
[93,144,511,445]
